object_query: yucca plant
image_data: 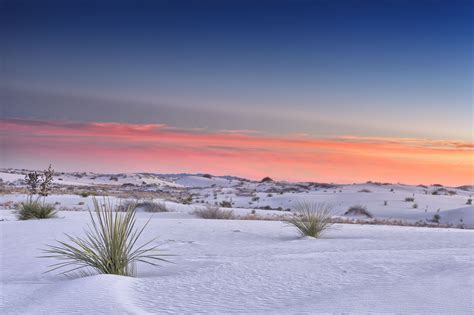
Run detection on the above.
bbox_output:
[17,201,57,220]
[41,198,168,277]
[288,202,333,238]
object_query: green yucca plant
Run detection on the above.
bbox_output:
[288,202,333,238]
[17,202,57,220]
[41,198,168,277]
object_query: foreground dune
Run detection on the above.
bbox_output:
[1,211,473,314]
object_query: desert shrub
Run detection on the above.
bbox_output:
[344,205,373,218]
[358,189,372,193]
[80,192,90,198]
[78,201,85,205]
[405,197,415,202]
[19,165,56,220]
[252,196,260,201]
[17,202,56,220]
[432,213,441,223]
[181,195,193,204]
[193,205,234,219]
[383,200,388,206]
[41,198,167,277]
[137,201,167,212]
[467,198,472,205]
[219,200,232,208]
[288,202,333,238]
[412,203,418,209]
[267,193,273,197]
[260,177,273,183]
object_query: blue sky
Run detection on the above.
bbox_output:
[1,0,472,141]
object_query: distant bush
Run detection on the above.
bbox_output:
[80,191,90,198]
[404,197,415,202]
[412,203,418,209]
[193,205,234,219]
[383,200,388,206]
[358,189,372,193]
[467,198,472,205]
[137,201,167,212]
[202,174,212,179]
[288,202,333,238]
[41,198,167,276]
[344,205,373,218]
[432,213,441,223]
[252,196,260,202]
[17,202,56,220]
[219,200,232,208]
[260,177,273,183]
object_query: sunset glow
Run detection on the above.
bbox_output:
[2,119,472,185]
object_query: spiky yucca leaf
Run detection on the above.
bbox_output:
[41,198,168,276]
[288,202,333,238]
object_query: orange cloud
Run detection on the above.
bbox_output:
[1,118,472,185]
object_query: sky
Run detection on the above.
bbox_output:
[1,0,473,185]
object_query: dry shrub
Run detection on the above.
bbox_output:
[193,205,234,219]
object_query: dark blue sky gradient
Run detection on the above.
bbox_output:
[1,0,472,140]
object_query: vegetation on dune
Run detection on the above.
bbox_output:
[288,202,333,238]
[193,205,234,219]
[18,165,56,220]
[344,205,373,218]
[41,198,168,277]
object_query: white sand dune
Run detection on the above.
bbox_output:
[1,212,473,313]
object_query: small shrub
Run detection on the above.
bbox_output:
[137,201,167,213]
[80,192,90,198]
[252,196,260,202]
[383,200,388,206]
[466,198,472,205]
[358,189,372,193]
[193,205,234,219]
[344,205,373,218]
[412,203,418,209]
[41,198,167,276]
[17,202,57,220]
[260,177,273,183]
[405,197,415,202]
[432,213,441,223]
[267,193,273,197]
[219,200,232,208]
[78,201,85,206]
[288,202,333,238]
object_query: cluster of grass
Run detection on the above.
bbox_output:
[137,201,168,213]
[219,200,232,208]
[17,201,57,220]
[41,198,168,277]
[344,205,373,218]
[193,205,234,219]
[288,202,333,238]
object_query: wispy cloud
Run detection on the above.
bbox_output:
[1,119,472,185]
